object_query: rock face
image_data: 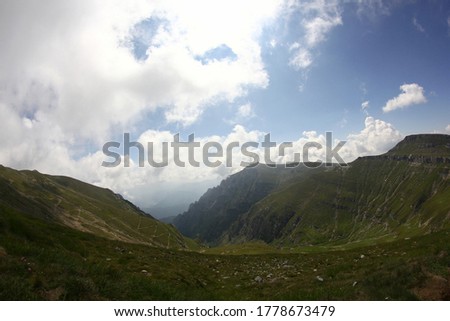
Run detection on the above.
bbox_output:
[174,134,450,246]
[173,164,321,244]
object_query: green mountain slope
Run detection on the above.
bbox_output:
[176,134,450,246]
[0,165,190,249]
[173,163,329,244]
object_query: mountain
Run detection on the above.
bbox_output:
[0,165,190,249]
[173,163,330,244]
[174,134,450,246]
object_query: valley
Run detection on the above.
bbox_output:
[0,134,449,300]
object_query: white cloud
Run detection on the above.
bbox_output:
[413,17,425,33]
[382,83,427,113]
[289,46,313,69]
[446,124,450,133]
[354,0,392,19]
[361,101,370,115]
[342,116,402,159]
[276,116,402,164]
[237,103,256,119]
[303,11,342,47]
[95,125,266,207]
[0,0,283,140]
[226,103,256,125]
[0,0,285,209]
[287,0,342,70]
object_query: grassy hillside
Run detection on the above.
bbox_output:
[1,205,449,300]
[231,158,449,246]
[0,165,191,249]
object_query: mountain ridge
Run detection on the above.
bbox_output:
[0,165,191,249]
[174,134,450,246]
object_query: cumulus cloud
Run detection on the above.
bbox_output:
[0,0,282,139]
[96,125,267,207]
[342,117,402,159]
[153,116,402,174]
[275,116,402,164]
[382,83,427,113]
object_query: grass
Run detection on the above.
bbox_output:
[0,165,191,250]
[233,159,450,247]
[1,205,449,300]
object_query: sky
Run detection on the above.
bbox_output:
[0,0,449,216]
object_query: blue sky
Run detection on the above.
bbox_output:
[170,0,450,141]
[0,0,449,213]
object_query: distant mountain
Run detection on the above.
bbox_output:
[0,165,190,249]
[143,179,219,219]
[174,134,450,246]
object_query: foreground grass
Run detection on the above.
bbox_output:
[0,208,449,300]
